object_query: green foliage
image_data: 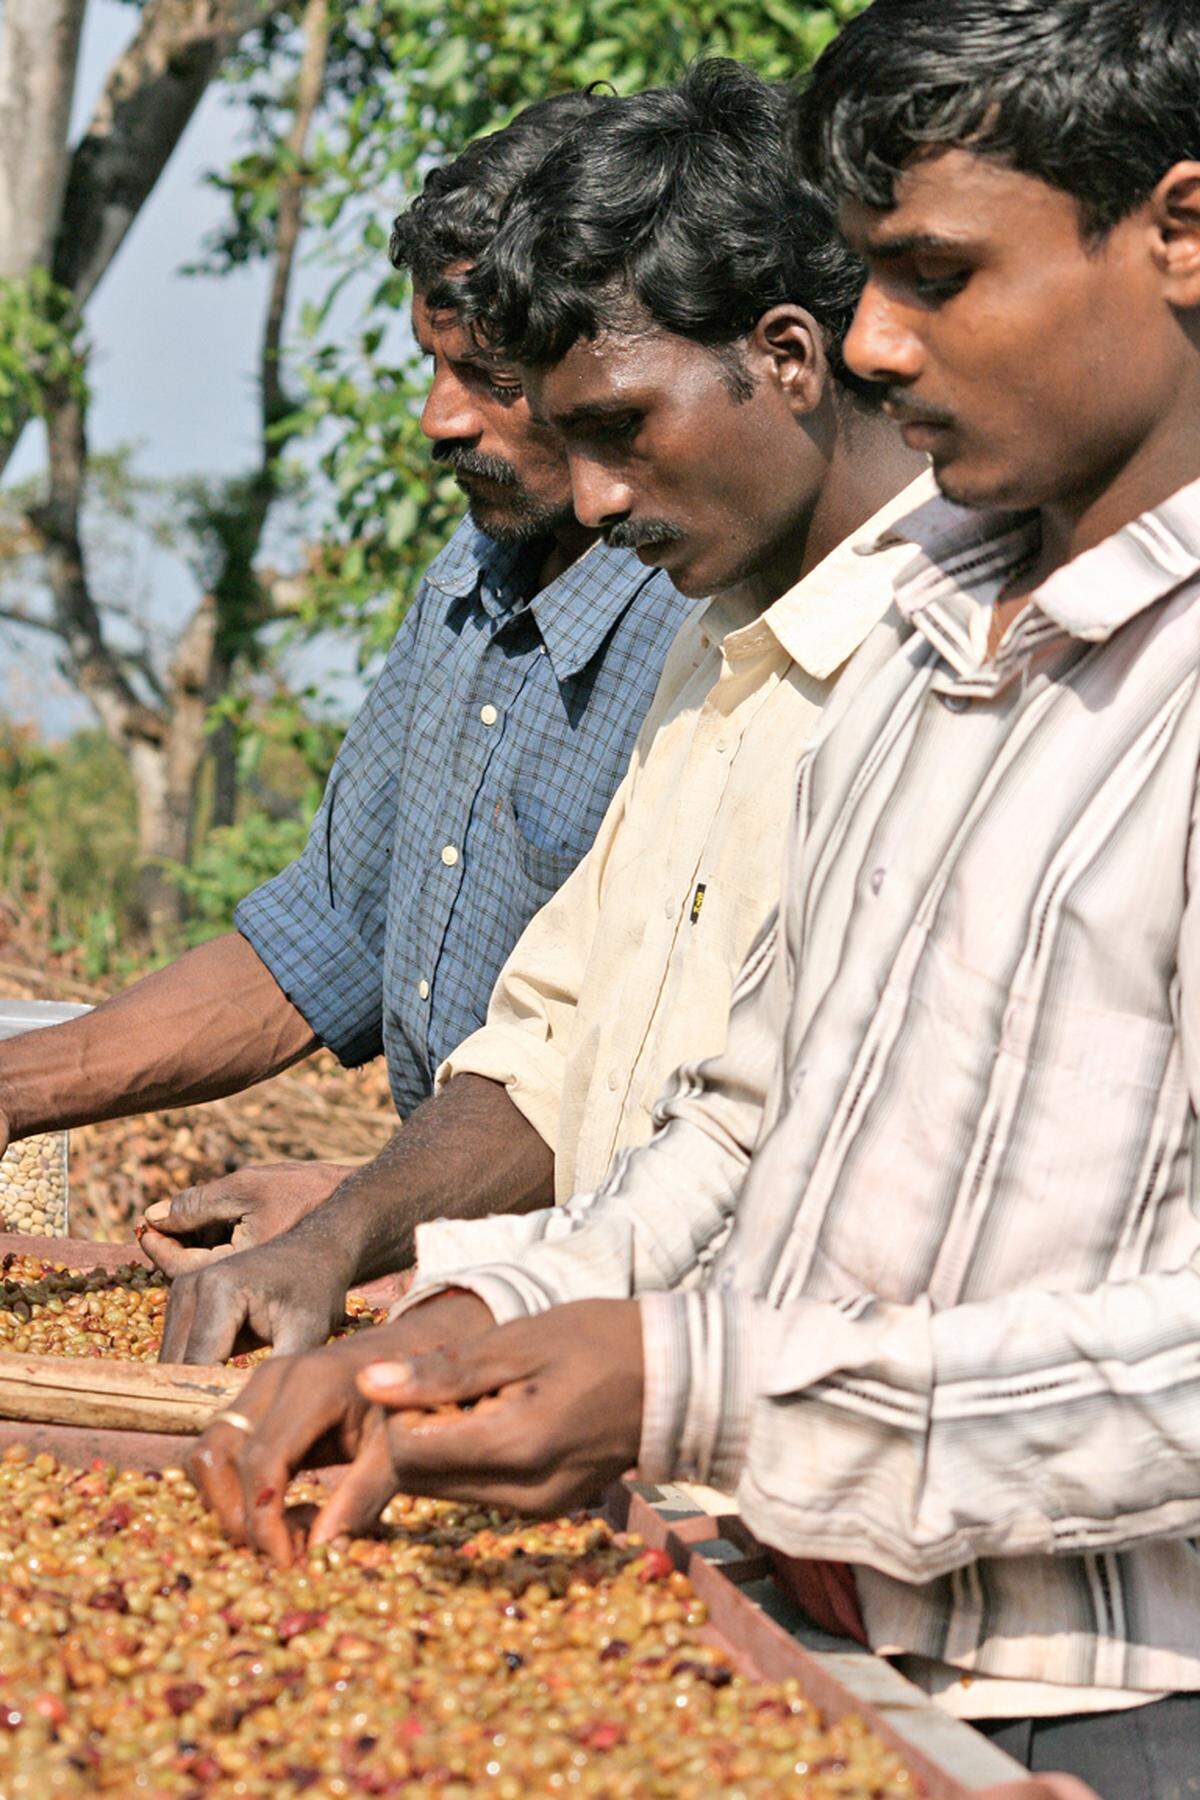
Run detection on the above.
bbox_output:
[0,269,87,441]
[0,726,137,976]
[205,0,869,660]
[164,811,311,946]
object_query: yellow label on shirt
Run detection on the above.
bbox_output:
[690,883,707,924]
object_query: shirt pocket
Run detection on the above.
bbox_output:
[501,799,585,897]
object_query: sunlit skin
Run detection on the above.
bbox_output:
[522,309,910,604]
[839,150,1200,632]
[412,290,593,582]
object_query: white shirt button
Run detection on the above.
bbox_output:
[663,897,675,918]
[479,704,498,726]
[441,844,460,866]
[417,979,429,1000]
[870,867,886,895]
[941,692,968,712]
[607,1069,622,1092]
[715,738,729,755]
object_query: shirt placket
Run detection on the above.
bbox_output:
[417,608,541,1067]
[610,634,780,1163]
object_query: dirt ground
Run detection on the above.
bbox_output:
[0,919,396,1242]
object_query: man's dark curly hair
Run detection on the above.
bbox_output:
[461,59,874,401]
[388,88,617,307]
[795,0,1200,243]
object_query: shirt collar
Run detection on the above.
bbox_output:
[422,518,657,682]
[422,516,539,617]
[869,471,1200,669]
[527,537,661,683]
[751,472,941,679]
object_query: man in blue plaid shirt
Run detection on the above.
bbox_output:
[0,94,686,1253]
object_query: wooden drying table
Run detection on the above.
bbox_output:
[0,1235,1076,1795]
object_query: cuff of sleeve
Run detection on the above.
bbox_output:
[637,1288,756,1492]
[235,874,382,1068]
[435,1023,564,1154]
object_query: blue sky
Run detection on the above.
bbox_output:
[8,0,377,734]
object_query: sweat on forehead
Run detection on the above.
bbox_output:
[794,0,1200,241]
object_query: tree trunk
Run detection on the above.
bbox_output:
[30,387,227,935]
[129,597,222,934]
[0,0,86,277]
[0,0,278,481]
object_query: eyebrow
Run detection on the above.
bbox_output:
[553,400,641,430]
[862,230,977,260]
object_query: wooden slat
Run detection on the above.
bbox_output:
[0,1352,248,1432]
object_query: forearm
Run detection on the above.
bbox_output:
[0,931,316,1139]
[265,1072,556,1288]
[640,1255,1200,1583]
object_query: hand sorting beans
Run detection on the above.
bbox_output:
[0,1446,918,1797]
[0,1255,384,1365]
[0,1136,68,1236]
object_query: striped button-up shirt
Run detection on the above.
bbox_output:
[234,518,685,1117]
[407,475,1200,1704]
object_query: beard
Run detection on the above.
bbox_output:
[434,444,574,546]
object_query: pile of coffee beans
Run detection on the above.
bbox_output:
[0,1254,384,1365]
[0,1135,68,1236]
[0,1446,918,1797]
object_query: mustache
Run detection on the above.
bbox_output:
[432,443,521,488]
[882,391,957,430]
[602,518,686,551]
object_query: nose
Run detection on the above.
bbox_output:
[569,455,636,532]
[420,364,483,447]
[843,282,924,388]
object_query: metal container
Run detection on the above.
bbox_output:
[0,999,90,1237]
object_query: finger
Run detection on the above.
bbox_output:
[166,1274,249,1367]
[158,1274,201,1364]
[144,1180,251,1237]
[235,1361,369,1562]
[186,1360,289,1541]
[137,1225,237,1280]
[187,1421,254,1544]
[356,1327,535,1410]
[374,1391,539,1488]
[308,1408,401,1546]
[271,1307,340,1359]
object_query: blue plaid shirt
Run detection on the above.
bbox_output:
[235,517,686,1118]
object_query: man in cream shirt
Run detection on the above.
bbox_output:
[156,65,925,1395]
[432,487,923,1212]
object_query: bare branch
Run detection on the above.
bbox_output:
[28,387,167,748]
[53,0,280,309]
[261,0,330,446]
[0,605,63,639]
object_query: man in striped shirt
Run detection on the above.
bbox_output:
[259,3,1200,1789]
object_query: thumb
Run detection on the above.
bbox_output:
[309,1409,400,1546]
[137,1225,238,1279]
[356,1322,529,1410]
[143,1178,251,1238]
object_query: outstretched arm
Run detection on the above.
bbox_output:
[0,931,316,1149]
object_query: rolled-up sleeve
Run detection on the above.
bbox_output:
[234,596,425,1066]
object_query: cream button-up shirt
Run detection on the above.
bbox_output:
[433,477,934,1203]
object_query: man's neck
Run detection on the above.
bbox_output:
[537,520,600,592]
[991,367,1200,654]
[724,405,926,614]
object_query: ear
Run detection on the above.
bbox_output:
[1150,161,1200,307]
[748,304,828,416]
